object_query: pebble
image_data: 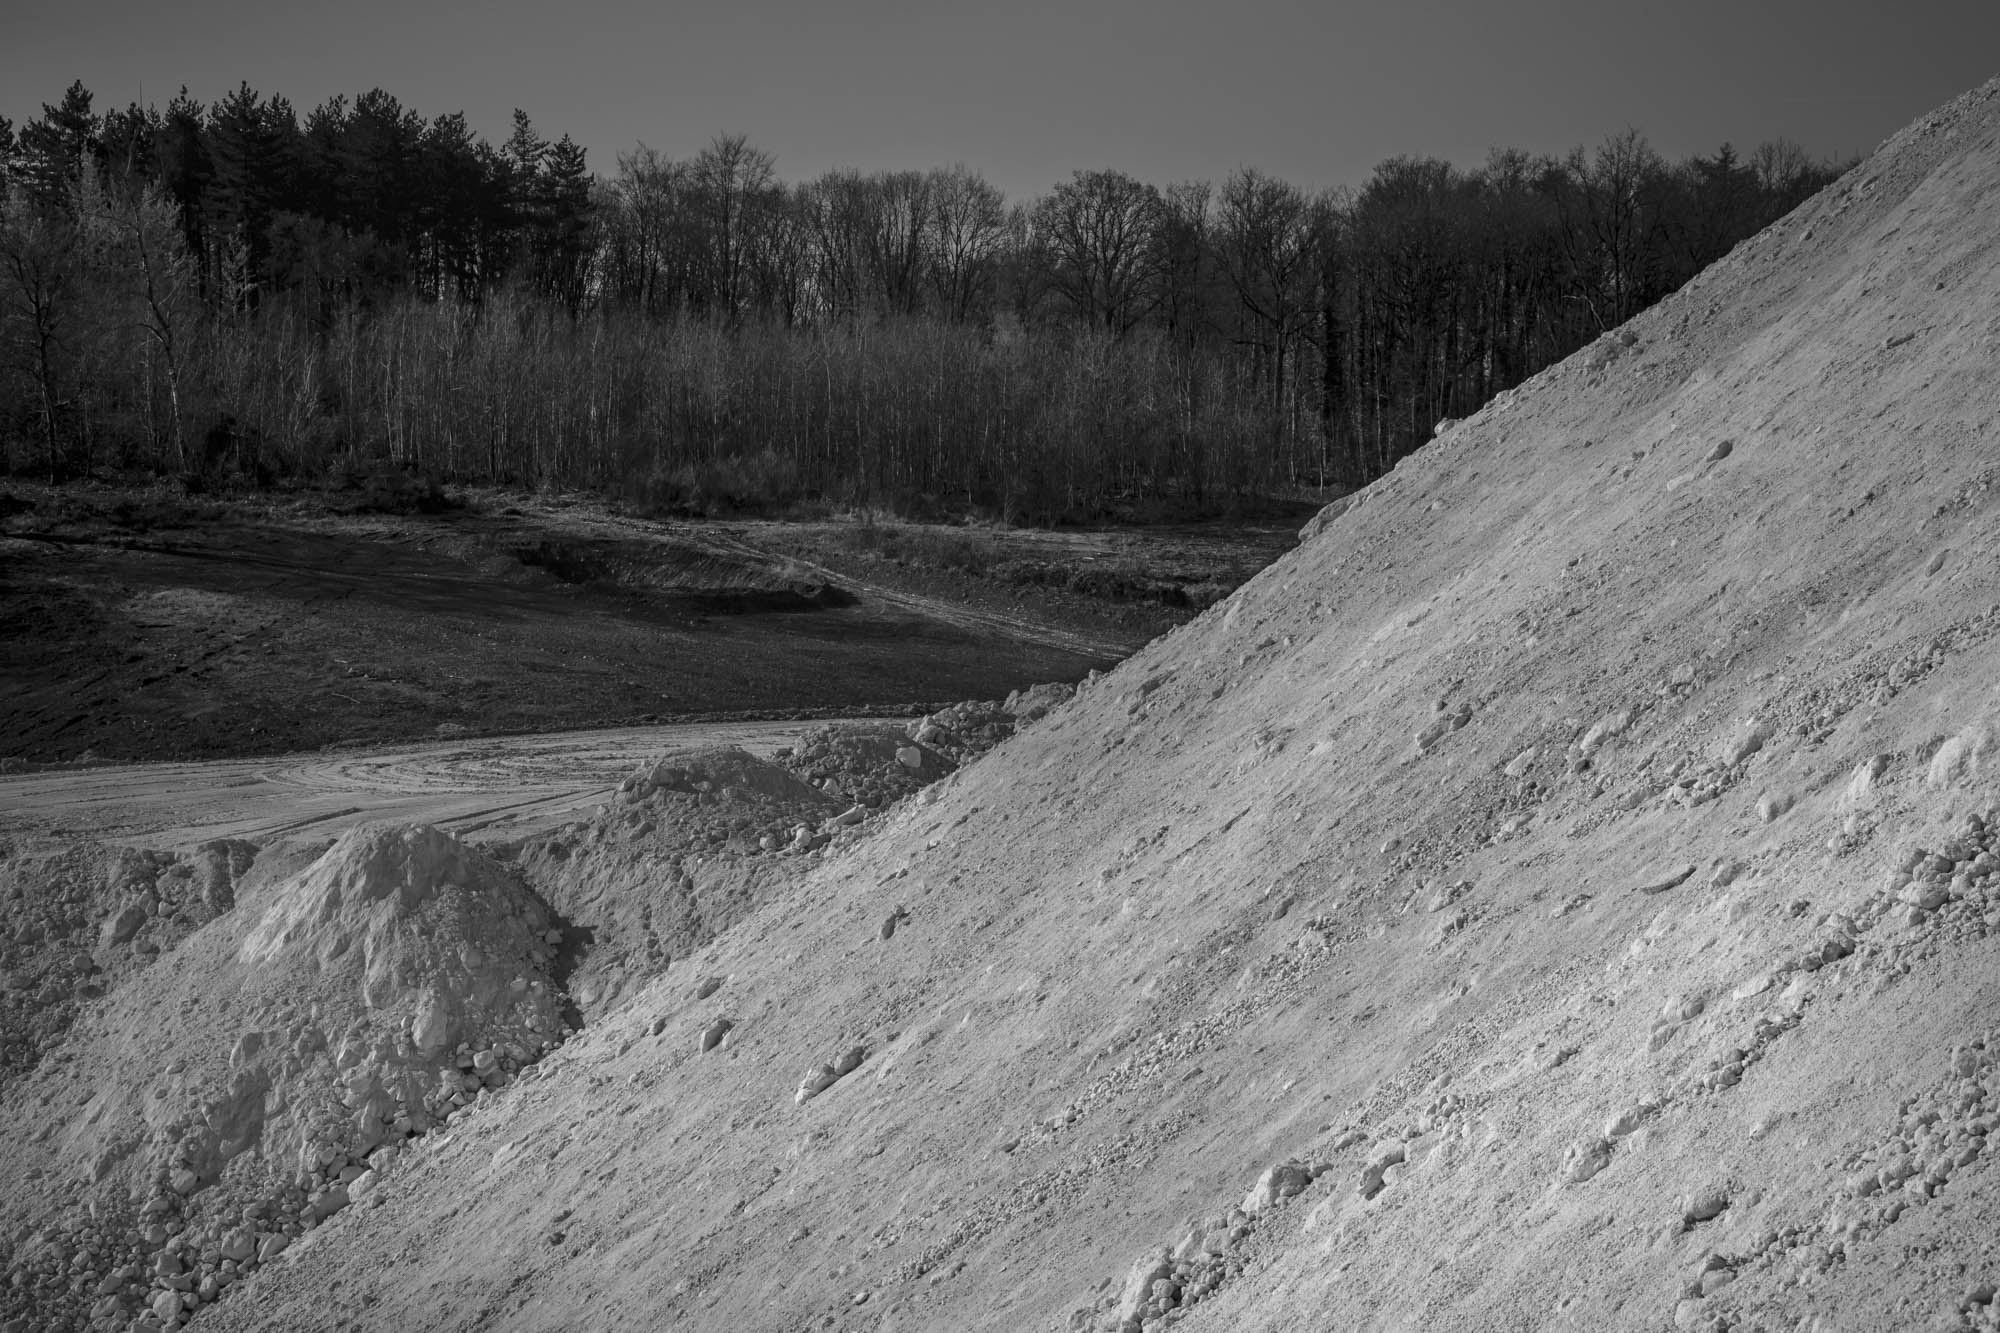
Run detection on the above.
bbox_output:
[1732,973,1775,1001]
[1561,1138,1613,1185]
[1682,1189,1729,1223]
[1757,791,1795,823]
[1240,1162,1311,1215]
[1579,708,1635,754]
[1900,881,1949,911]
[1113,1251,1174,1324]
[1415,705,1473,753]
[796,1064,839,1105]
[1358,1141,1405,1198]
[1718,722,1770,766]
[1604,1104,1651,1138]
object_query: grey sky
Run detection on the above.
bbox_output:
[4,0,1995,200]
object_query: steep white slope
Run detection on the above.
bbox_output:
[179,74,2000,1333]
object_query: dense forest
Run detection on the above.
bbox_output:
[0,79,1846,520]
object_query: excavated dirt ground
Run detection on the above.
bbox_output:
[0,489,1284,765]
[5,76,2000,1333]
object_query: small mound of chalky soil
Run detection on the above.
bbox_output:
[606,747,847,853]
[777,684,1077,808]
[0,823,569,1333]
[900,682,1078,765]
[902,701,1015,764]
[510,748,846,1021]
[780,723,954,809]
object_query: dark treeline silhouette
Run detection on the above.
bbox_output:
[0,80,1846,520]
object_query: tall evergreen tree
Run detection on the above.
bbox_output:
[536,135,593,311]
[151,92,212,282]
[17,81,100,208]
[206,84,299,293]
[98,101,164,182]
[338,89,423,262]
[501,109,548,269]
[418,111,493,298]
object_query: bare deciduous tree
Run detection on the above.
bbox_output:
[1028,169,1166,335]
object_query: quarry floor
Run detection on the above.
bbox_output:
[0,486,1299,766]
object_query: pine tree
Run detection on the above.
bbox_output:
[536,135,593,311]
[99,101,164,182]
[418,111,488,298]
[17,80,100,208]
[156,91,212,267]
[500,109,547,277]
[340,89,423,264]
[206,83,300,293]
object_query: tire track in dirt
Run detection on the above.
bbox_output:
[0,719,858,847]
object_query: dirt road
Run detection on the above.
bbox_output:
[0,718,845,846]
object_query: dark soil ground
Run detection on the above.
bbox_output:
[0,484,1304,765]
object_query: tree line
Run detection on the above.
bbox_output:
[0,79,1847,520]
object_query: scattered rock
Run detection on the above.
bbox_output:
[1240,1162,1311,1215]
[99,902,149,947]
[795,1064,839,1105]
[1358,1141,1405,1199]
[1561,1138,1614,1185]
[1756,791,1795,823]
[1682,1189,1729,1224]
[1718,721,1770,766]
[1732,973,1776,1002]
[1580,708,1636,755]
[1604,1103,1652,1138]
[1415,704,1474,753]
